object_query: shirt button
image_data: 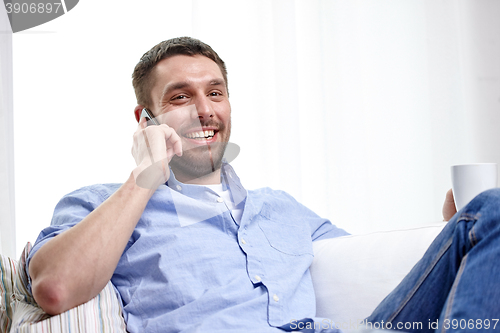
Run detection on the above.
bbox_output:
[216,197,223,203]
[254,275,262,282]
[273,294,279,302]
[176,185,182,191]
[241,239,247,245]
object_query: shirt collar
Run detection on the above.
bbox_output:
[166,161,247,206]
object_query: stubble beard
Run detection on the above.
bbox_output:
[169,120,231,182]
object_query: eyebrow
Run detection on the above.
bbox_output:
[161,81,189,100]
[209,79,225,88]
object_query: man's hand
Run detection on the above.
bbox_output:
[442,189,457,221]
[132,117,182,189]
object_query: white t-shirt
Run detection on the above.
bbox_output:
[204,183,243,224]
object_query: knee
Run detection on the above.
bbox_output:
[462,187,500,218]
[475,188,500,202]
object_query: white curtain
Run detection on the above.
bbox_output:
[208,0,500,233]
[0,3,16,257]
[11,0,500,255]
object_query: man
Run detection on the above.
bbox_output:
[27,37,348,332]
[27,37,500,332]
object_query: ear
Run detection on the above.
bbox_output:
[134,105,145,123]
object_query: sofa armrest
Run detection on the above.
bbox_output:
[310,222,446,327]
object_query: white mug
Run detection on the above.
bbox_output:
[451,163,498,211]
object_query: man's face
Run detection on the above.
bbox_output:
[149,55,231,181]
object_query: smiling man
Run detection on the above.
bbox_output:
[26,37,500,333]
[134,53,232,184]
[27,37,349,332]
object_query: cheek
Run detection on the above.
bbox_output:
[217,104,231,124]
[162,114,189,130]
[159,105,198,129]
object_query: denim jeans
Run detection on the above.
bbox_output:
[366,188,500,332]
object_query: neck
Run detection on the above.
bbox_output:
[172,168,222,185]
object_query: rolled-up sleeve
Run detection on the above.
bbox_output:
[26,184,116,293]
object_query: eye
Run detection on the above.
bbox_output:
[208,91,224,100]
[169,94,190,104]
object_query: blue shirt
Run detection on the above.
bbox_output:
[28,164,348,332]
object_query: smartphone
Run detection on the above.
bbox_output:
[141,108,160,126]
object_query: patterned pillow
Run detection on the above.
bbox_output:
[2,243,127,333]
[1,250,17,332]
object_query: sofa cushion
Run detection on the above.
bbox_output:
[1,243,127,333]
[1,250,17,332]
[310,222,446,328]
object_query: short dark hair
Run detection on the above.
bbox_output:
[132,37,228,109]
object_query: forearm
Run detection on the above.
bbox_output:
[29,172,155,314]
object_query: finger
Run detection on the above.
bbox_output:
[444,189,455,208]
[446,189,454,202]
[173,137,183,157]
[442,189,457,221]
[140,127,168,164]
[161,125,183,157]
[166,146,174,162]
[142,129,156,163]
[138,116,148,130]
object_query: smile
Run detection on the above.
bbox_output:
[184,130,216,140]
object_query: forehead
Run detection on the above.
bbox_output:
[152,54,224,86]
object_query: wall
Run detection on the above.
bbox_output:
[0,2,16,257]
[11,0,500,256]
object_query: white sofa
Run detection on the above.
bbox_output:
[311,222,446,329]
[0,223,445,332]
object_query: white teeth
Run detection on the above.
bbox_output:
[185,130,215,139]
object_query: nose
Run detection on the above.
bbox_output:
[194,96,214,120]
